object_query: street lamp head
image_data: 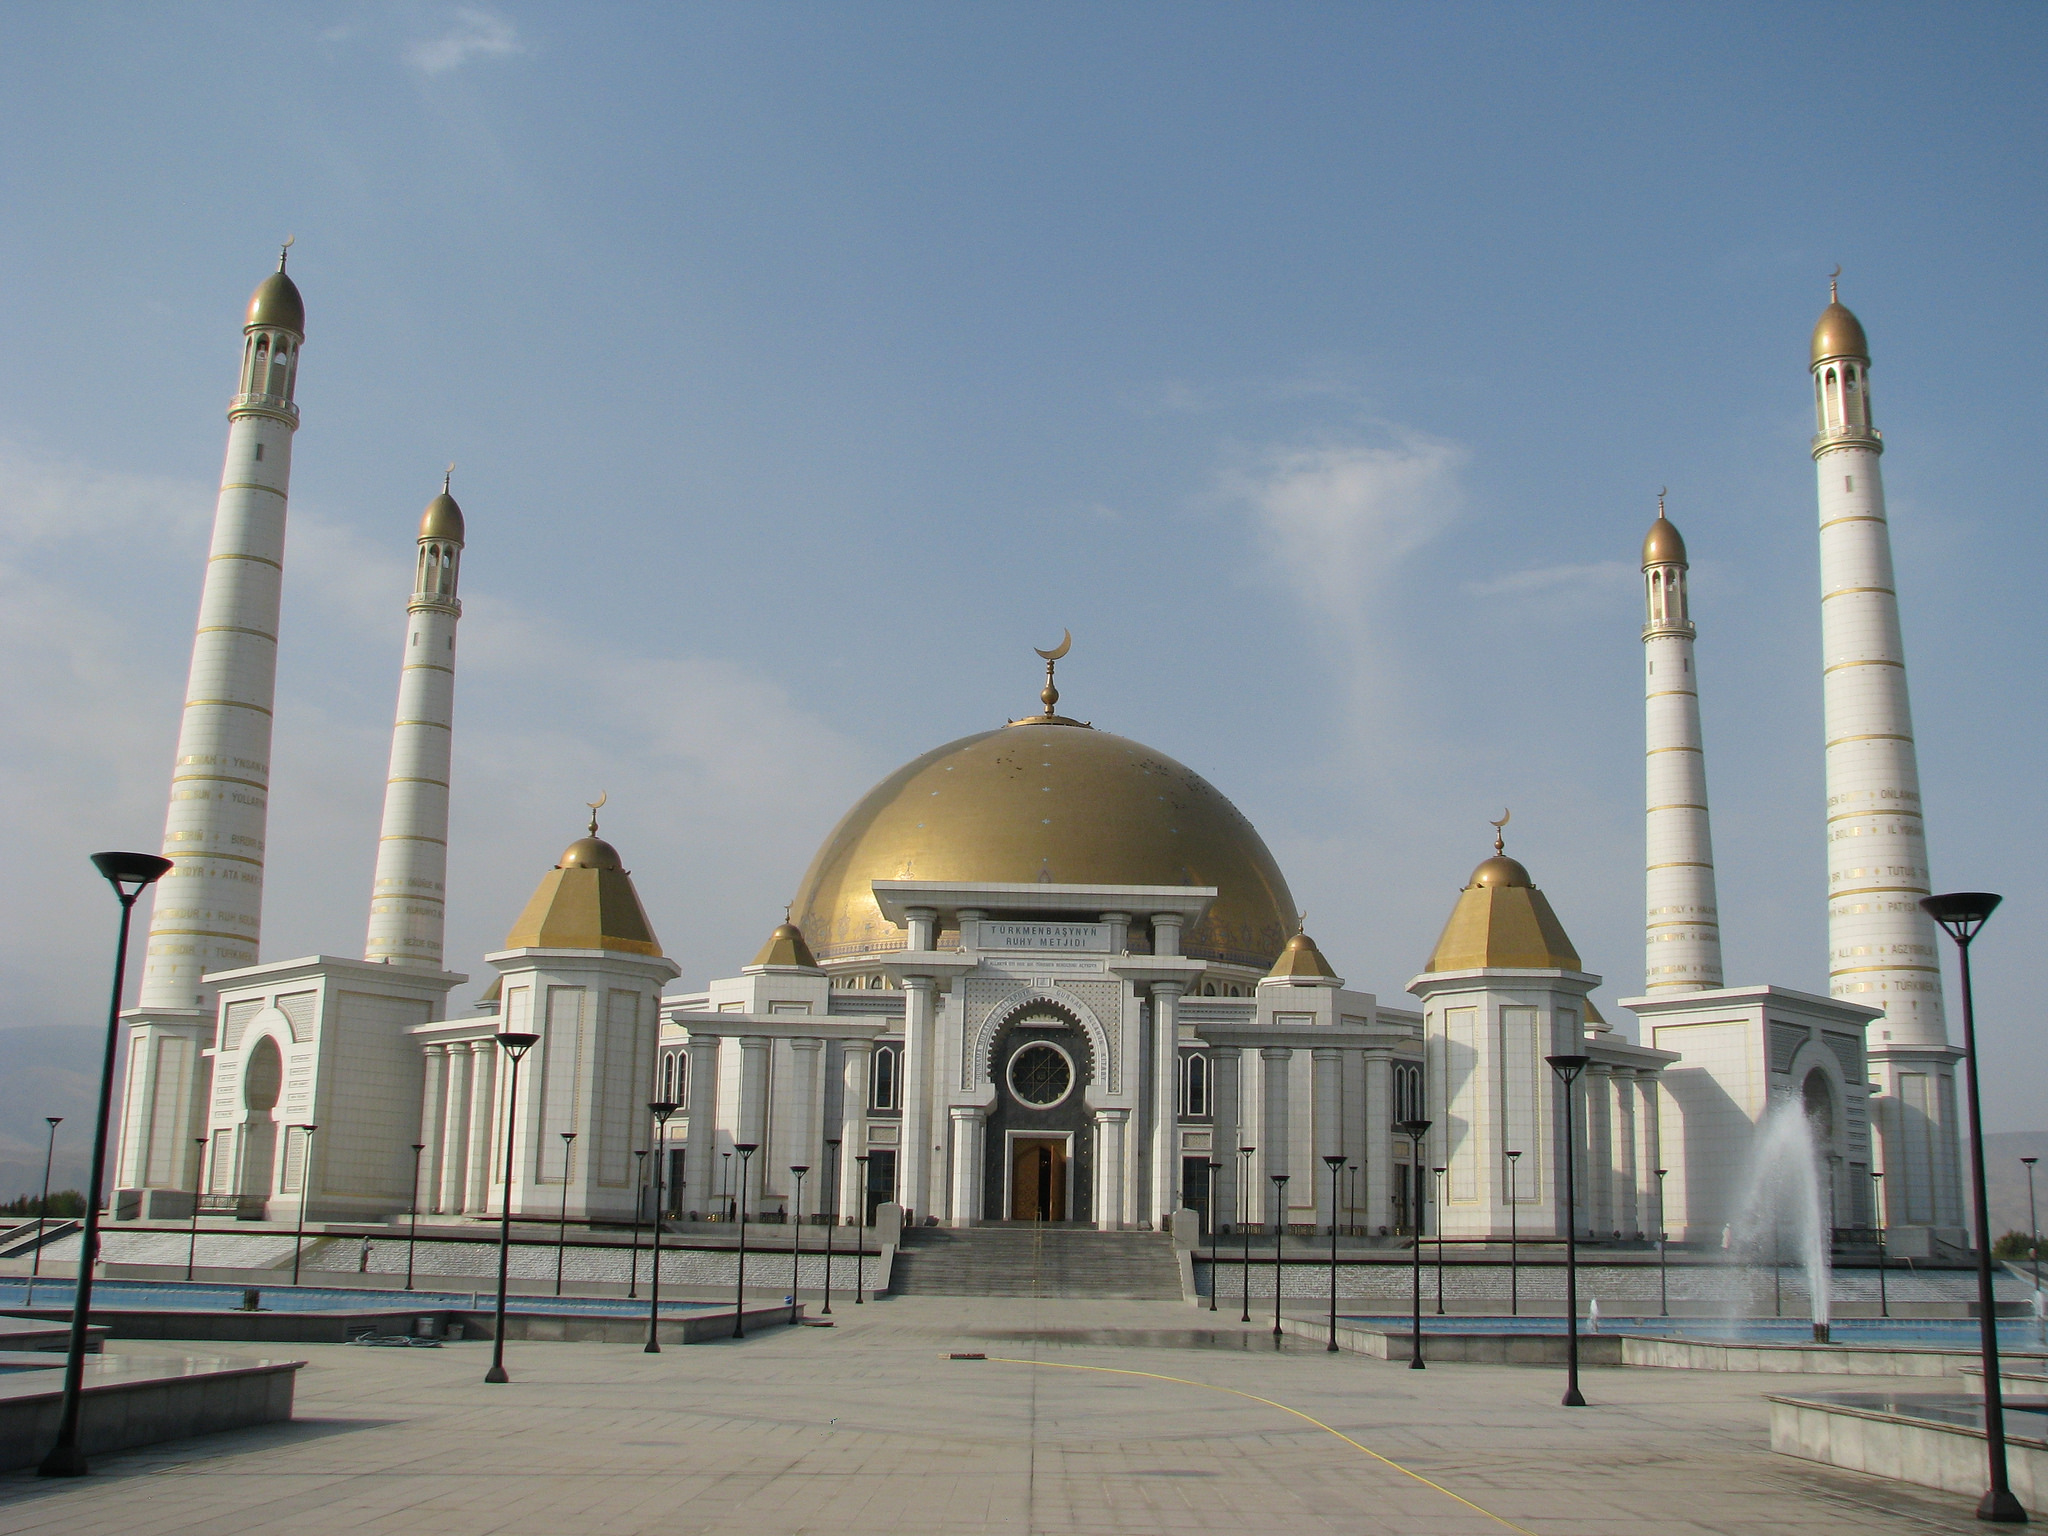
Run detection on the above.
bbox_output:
[91,851,174,900]
[1271,1172,1290,1186]
[1920,891,2002,943]
[1396,1118,1431,1141]
[2027,1158,2040,1168]
[1208,1159,1223,1172]
[735,1142,758,1157]
[647,1099,678,1123]
[1323,1154,1347,1170]
[854,1152,869,1165]
[1546,1053,1591,1083]
[1655,1167,1668,1178]
[790,1165,809,1176]
[45,1117,61,1128]
[1433,1166,1446,1176]
[1239,1145,1256,1156]
[412,1142,426,1153]
[495,1032,541,1060]
[560,1131,576,1143]
[826,1138,841,1150]
[1505,1149,1522,1162]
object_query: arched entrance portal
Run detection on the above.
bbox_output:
[983,1011,1093,1223]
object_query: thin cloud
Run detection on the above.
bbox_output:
[1463,559,1636,599]
[406,8,527,75]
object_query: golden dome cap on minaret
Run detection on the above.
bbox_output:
[419,479,465,542]
[1811,272,1869,367]
[1424,817,1581,972]
[1267,927,1340,983]
[246,242,305,334]
[1642,493,1688,568]
[749,920,821,971]
[502,809,662,956]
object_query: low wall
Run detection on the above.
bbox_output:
[459,1302,804,1344]
[0,1301,803,1347]
[1275,1316,1622,1365]
[1770,1392,2048,1513]
[0,1353,301,1472]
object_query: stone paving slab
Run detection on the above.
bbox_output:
[0,1295,2009,1534]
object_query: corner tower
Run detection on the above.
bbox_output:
[365,477,466,967]
[138,248,305,1010]
[1641,495,1723,992]
[1810,281,1962,1239]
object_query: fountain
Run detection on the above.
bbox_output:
[1726,1095,1832,1343]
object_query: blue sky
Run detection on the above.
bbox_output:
[0,3,2042,1180]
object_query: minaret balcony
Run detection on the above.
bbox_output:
[229,392,300,425]
[1642,619,1696,641]
[1811,423,1881,453]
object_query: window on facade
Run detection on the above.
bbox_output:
[660,1054,675,1104]
[1393,1063,1424,1124]
[871,1043,899,1110]
[1180,1051,1210,1117]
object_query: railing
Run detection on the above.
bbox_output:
[1812,423,1880,449]
[229,392,299,423]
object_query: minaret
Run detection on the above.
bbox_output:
[1811,281,1961,1238]
[365,476,466,968]
[138,248,305,1011]
[1641,494,1723,993]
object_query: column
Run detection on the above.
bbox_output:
[1211,1046,1242,1233]
[683,1037,720,1219]
[949,1106,985,1225]
[1261,1048,1292,1228]
[1585,1063,1614,1237]
[418,1045,447,1213]
[1612,1071,1639,1237]
[1364,1049,1393,1233]
[464,1040,496,1215]
[1313,1048,1343,1231]
[1094,1107,1129,1229]
[438,1044,472,1214]
[738,1036,771,1220]
[1640,1072,1666,1237]
[900,972,937,1223]
[838,1039,873,1223]
[790,1038,824,1217]
[1150,981,1185,1227]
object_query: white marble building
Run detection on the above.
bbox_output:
[104,258,1966,1263]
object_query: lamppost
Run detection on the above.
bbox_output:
[554,1132,578,1297]
[1397,1120,1430,1371]
[628,1148,649,1301]
[1872,1169,1889,1319]
[1238,1145,1256,1324]
[1546,1052,1591,1409]
[1270,1172,1289,1340]
[2024,1158,2042,1301]
[406,1142,426,1291]
[289,1126,319,1286]
[643,1102,676,1353]
[722,1150,733,1221]
[39,850,171,1478]
[26,1116,62,1307]
[1921,890,2023,1523]
[789,1165,809,1326]
[1432,1166,1447,1315]
[1207,1160,1223,1312]
[1655,1168,1670,1319]
[1323,1155,1347,1351]
[853,1153,869,1305]
[1505,1149,1522,1317]
[185,1137,207,1283]
[732,1143,758,1338]
[482,1032,541,1384]
[822,1139,839,1316]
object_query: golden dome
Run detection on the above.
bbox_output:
[750,921,821,970]
[1425,851,1580,971]
[1267,929,1338,982]
[1811,300,1868,366]
[789,721,1296,968]
[1642,513,1687,568]
[502,835,661,955]
[419,491,465,542]
[246,270,305,334]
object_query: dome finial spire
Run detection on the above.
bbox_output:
[1490,808,1510,855]
[279,233,294,272]
[1033,629,1071,718]
[1656,485,1667,521]
[586,790,607,837]
[444,462,453,495]
[1829,263,1841,303]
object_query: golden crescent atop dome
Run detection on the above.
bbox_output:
[586,790,607,835]
[1034,630,1072,662]
[1490,808,1510,854]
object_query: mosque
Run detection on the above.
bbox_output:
[105,255,1967,1267]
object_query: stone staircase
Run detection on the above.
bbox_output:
[889,1224,1181,1299]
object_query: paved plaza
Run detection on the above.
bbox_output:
[0,1296,2002,1535]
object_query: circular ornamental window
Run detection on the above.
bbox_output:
[1008,1042,1074,1109]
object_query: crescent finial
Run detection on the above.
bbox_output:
[1489,808,1510,855]
[1657,486,1667,518]
[1034,629,1072,662]
[586,790,608,836]
[279,233,295,271]
[1828,264,1841,302]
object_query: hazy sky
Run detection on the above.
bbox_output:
[1,2,2043,1180]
